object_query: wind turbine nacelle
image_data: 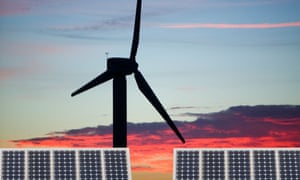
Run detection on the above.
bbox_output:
[107,57,138,75]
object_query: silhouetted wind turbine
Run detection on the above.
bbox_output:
[71,0,185,147]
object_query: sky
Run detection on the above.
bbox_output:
[1,0,300,179]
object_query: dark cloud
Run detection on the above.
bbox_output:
[184,105,300,138]
[169,106,197,110]
[49,15,132,32]
[63,125,112,136]
[227,105,300,118]
[13,105,300,146]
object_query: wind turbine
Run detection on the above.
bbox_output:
[71,0,185,147]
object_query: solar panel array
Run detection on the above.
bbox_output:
[0,148,131,180]
[174,148,300,180]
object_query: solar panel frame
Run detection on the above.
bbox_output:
[173,148,300,180]
[0,148,132,180]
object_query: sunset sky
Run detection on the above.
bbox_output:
[11,105,300,179]
[1,0,300,179]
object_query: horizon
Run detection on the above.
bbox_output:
[4,105,300,179]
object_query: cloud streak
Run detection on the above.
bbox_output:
[160,21,300,29]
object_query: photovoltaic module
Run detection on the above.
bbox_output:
[174,148,300,180]
[0,148,131,180]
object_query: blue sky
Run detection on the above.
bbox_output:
[1,0,300,143]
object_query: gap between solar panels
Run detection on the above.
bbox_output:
[173,148,300,180]
[0,148,131,180]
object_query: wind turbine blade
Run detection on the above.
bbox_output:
[71,71,113,97]
[134,70,185,143]
[130,0,142,60]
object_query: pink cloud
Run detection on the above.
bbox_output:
[0,63,44,81]
[160,21,300,29]
[0,1,31,16]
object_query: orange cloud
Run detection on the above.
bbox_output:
[160,21,300,29]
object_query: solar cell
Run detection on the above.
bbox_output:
[104,149,129,180]
[202,150,225,180]
[79,150,102,179]
[279,150,300,180]
[28,150,51,179]
[228,150,251,180]
[254,150,276,180]
[54,150,77,179]
[1,151,25,179]
[175,150,199,180]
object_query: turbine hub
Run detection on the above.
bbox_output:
[107,57,138,75]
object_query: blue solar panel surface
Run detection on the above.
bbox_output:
[279,150,300,180]
[79,150,102,179]
[173,148,300,180]
[0,148,131,179]
[28,150,51,179]
[202,150,225,180]
[2,148,300,179]
[2,151,25,179]
[175,150,199,180]
[54,150,77,179]
[104,150,129,180]
[228,150,251,179]
[254,150,276,180]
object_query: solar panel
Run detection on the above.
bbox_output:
[28,150,51,179]
[279,150,300,180]
[104,149,130,180]
[174,148,300,180]
[54,150,77,179]
[254,150,276,179]
[1,150,25,179]
[175,150,199,180]
[202,150,225,179]
[0,148,131,180]
[79,150,102,179]
[228,150,251,179]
